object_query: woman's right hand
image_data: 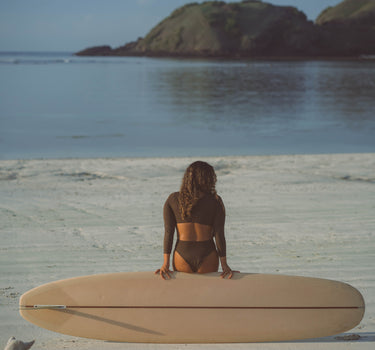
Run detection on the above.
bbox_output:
[155,265,172,280]
[220,265,239,279]
[220,257,239,279]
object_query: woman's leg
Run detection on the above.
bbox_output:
[173,251,194,273]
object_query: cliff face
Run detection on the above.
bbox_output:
[76,0,375,58]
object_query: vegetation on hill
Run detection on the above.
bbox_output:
[316,0,375,24]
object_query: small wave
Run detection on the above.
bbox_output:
[0,52,139,66]
[360,55,375,60]
[0,59,17,64]
[23,58,71,65]
[338,175,375,183]
[57,171,127,181]
[0,172,19,181]
[57,133,125,140]
[0,58,73,65]
[0,56,134,65]
[211,159,244,175]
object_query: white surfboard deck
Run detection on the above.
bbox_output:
[19,272,365,343]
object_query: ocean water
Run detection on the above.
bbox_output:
[0,51,374,159]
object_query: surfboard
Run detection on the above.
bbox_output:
[19,272,365,343]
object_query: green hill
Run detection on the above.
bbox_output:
[127,1,315,56]
[76,0,375,58]
[77,1,317,57]
[315,0,375,56]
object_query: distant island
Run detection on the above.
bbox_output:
[76,0,375,58]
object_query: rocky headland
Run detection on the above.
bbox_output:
[76,0,375,58]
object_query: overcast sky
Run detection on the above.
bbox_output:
[0,0,342,52]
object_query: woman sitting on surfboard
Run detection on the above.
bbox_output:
[156,161,236,280]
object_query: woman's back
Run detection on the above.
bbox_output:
[163,192,226,257]
[177,222,212,241]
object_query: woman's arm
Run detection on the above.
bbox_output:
[220,256,238,279]
[155,194,176,279]
[155,253,172,280]
[214,196,238,278]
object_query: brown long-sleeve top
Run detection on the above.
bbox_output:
[163,192,226,257]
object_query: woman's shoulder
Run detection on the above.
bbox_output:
[166,192,179,203]
[203,193,224,205]
[207,192,222,200]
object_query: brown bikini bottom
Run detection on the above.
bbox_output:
[173,239,217,272]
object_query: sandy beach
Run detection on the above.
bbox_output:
[1,153,374,349]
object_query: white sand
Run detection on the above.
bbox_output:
[1,153,374,349]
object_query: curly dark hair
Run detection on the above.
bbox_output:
[179,161,217,219]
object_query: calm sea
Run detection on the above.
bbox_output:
[0,51,374,159]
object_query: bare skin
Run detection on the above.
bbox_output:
[155,222,237,280]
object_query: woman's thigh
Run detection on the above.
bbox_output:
[197,250,219,273]
[173,251,193,273]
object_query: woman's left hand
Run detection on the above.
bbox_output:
[220,264,239,279]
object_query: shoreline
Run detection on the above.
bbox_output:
[74,50,375,62]
[2,50,375,62]
[2,150,375,162]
